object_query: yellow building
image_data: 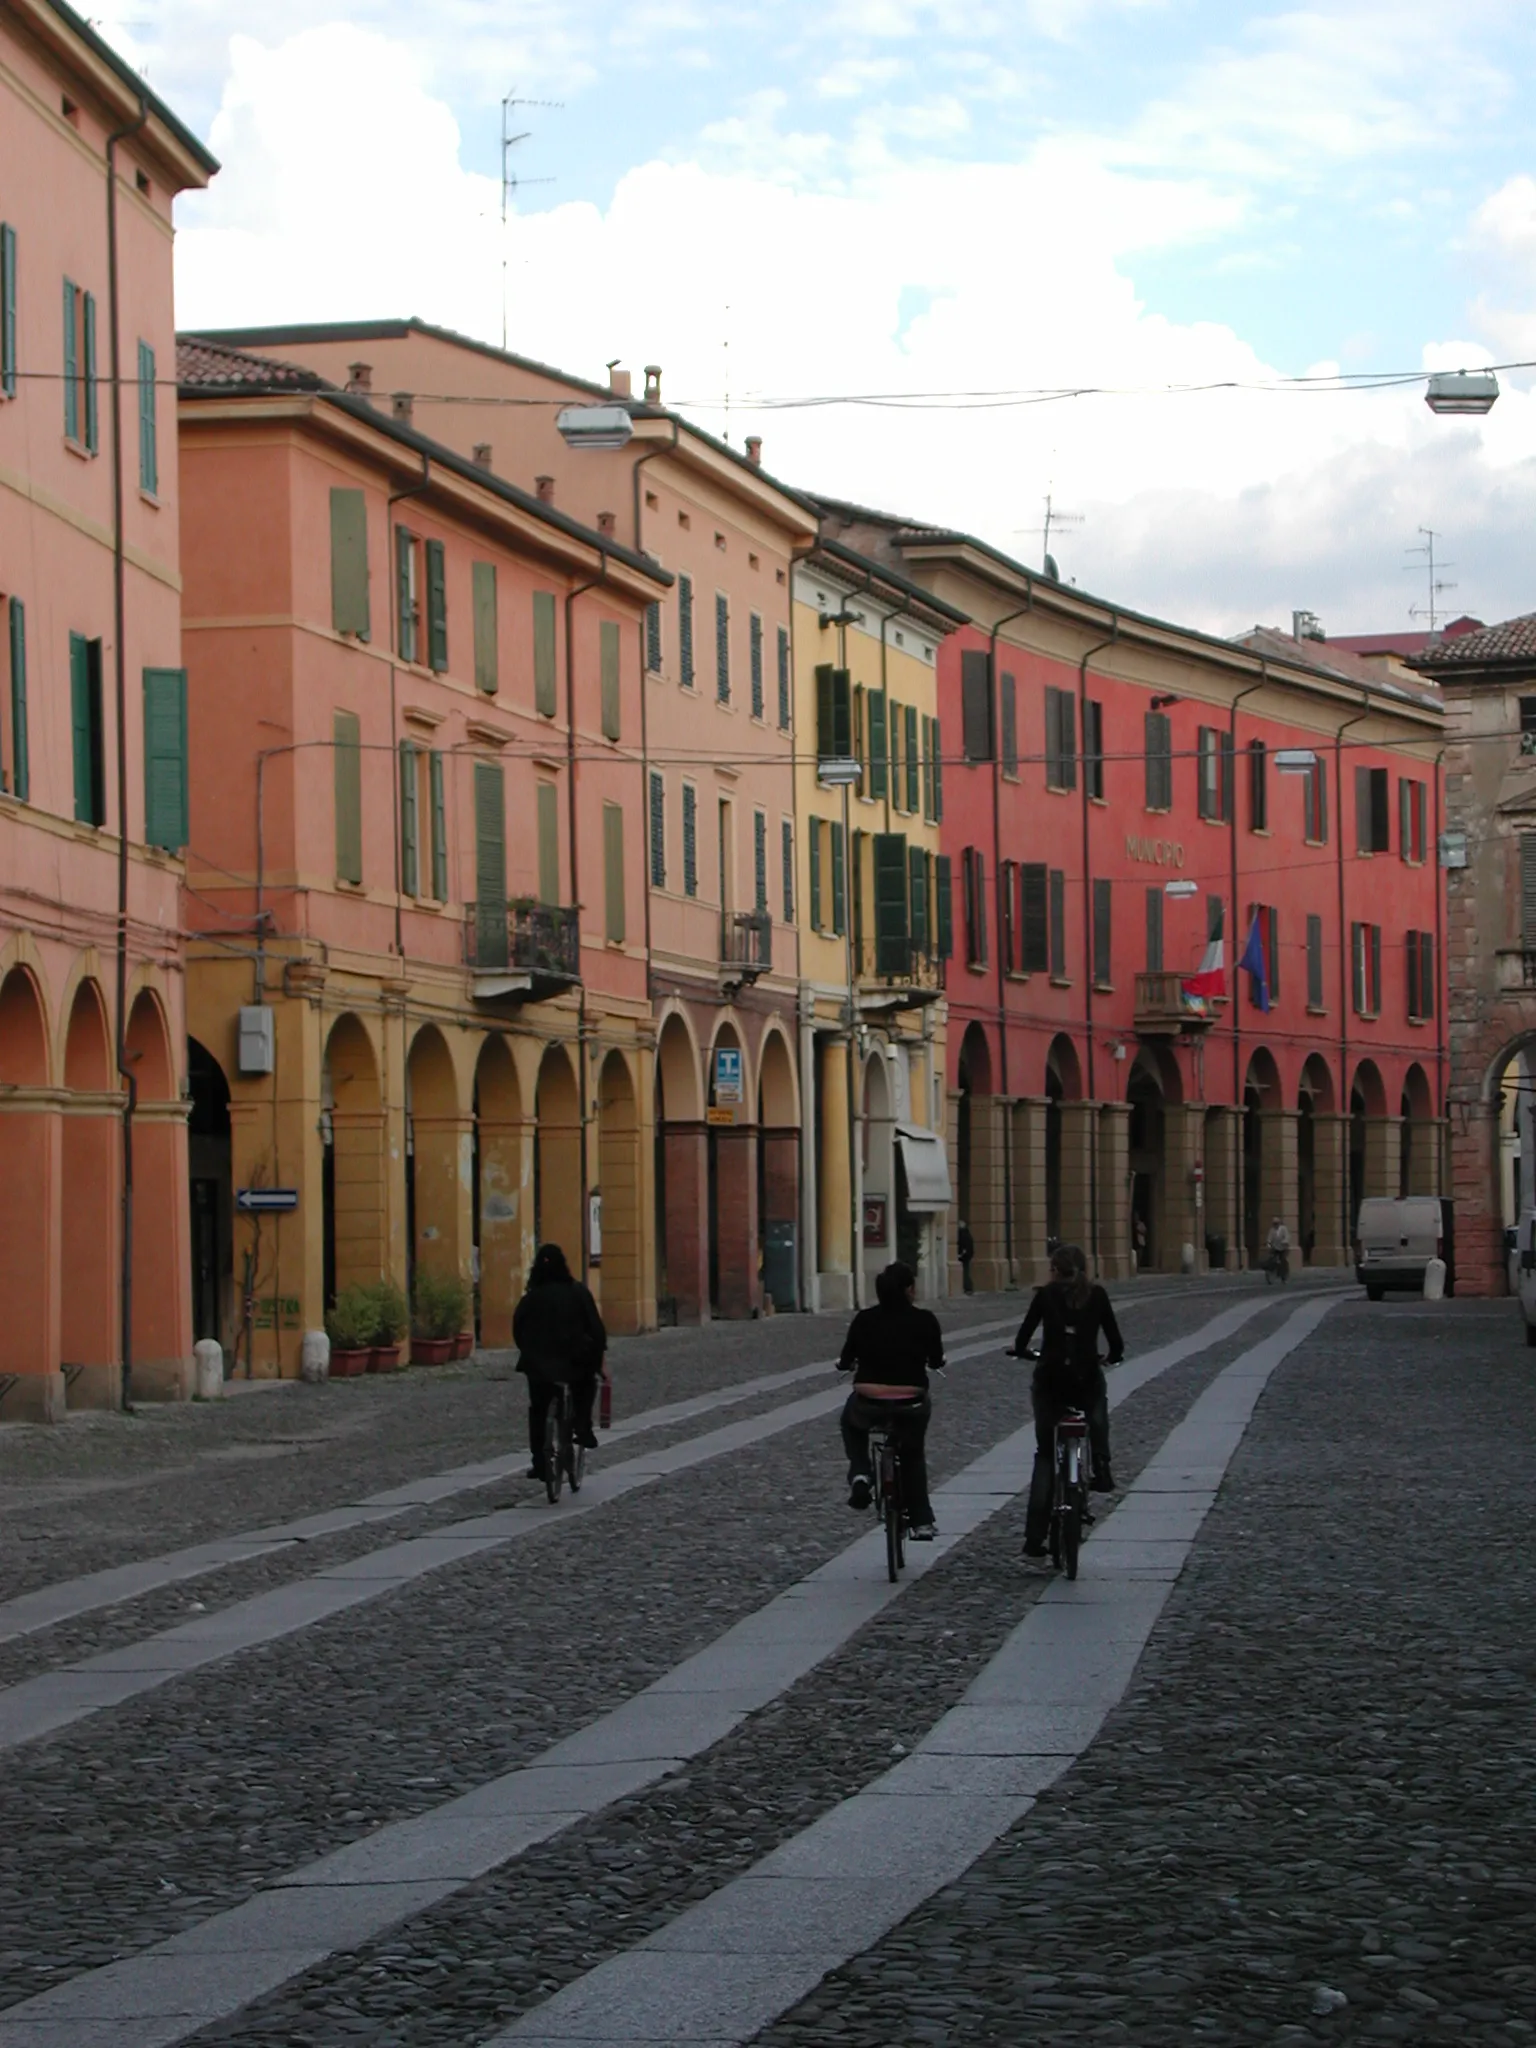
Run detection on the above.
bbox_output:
[792,542,965,1306]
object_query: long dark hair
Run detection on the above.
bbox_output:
[529,1243,573,1287]
[1049,1242,1092,1309]
[875,1261,916,1308]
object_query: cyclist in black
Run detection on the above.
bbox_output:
[512,1243,608,1481]
[838,1261,944,1540]
[1014,1243,1122,1558]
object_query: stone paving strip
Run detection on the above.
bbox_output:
[0,1297,1290,2047]
[483,1291,1339,2048]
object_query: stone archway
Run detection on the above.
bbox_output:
[1350,1057,1390,1231]
[1400,1062,1436,1198]
[407,1024,465,1299]
[1127,1042,1181,1271]
[1297,1053,1342,1266]
[126,988,189,1391]
[0,966,57,1413]
[656,1010,706,1322]
[1243,1046,1287,1264]
[757,1027,799,1313]
[1045,1033,1087,1258]
[535,1042,583,1265]
[861,1049,895,1293]
[62,982,119,1400]
[323,1013,384,1306]
[596,1048,641,1334]
[474,1035,524,1345]
[707,1020,756,1317]
[955,1022,1005,1289]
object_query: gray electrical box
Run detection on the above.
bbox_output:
[238,1005,275,1076]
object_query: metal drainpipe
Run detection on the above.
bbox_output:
[106,93,149,1410]
[1078,621,1118,1276]
[386,456,432,959]
[566,557,611,1284]
[1227,671,1265,1266]
[988,594,1033,1281]
[630,420,679,1005]
[834,600,864,1312]
[1432,745,1446,1173]
[1335,696,1371,1258]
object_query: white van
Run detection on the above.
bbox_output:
[1354,1196,1455,1300]
[1516,1211,1536,1347]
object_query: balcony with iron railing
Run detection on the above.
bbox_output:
[856,932,945,1012]
[465,899,581,1001]
[720,908,773,985]
[1134,970,1218,1036]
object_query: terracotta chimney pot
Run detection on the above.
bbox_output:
[597,511,617,537]
[472,443,494,470]
[536,475,555,502]
[346,362,372,394]
[391,392,413,423]
[745,436,762,467]
[608,366,632,398]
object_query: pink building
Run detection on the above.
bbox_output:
[0,1,215,1419]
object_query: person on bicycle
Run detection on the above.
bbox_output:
[837,1261,943,1540]
[512,1243,608,1481]
[1266,1216,1291,1280]
[1014,1243,1122,1559]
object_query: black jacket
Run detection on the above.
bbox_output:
[513,1279,607,1382]
[1016,1283,1123,1400]
[838,1301,946,1390]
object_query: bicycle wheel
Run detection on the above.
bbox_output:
[1062,1486,1082,1581]
[883,1450,902,1583]
[543,1399,563,1504]
[1049,1465,1064,1569]
[570,1435,585,1493]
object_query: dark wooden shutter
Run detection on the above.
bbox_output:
[7,598,27,801]
[1085,699,1104,799]
[830,821,846,936]
[1249,739,1267,830]
[398,741,419,895]
[1307,913,1323,1008]
[683,783,698,896]
[1398,776,1410,862]
[0,223,16,398]
[1371,769,1389,853]
[1419,931,1435,1021]
[1351,921,1363,1013]
[999,859,1016,973]
[329,489,370,639]
[1055,690,1077,792]
[935,853,953,959]
[1370,924,1382,1013]
[536,780,559,906]
[872,833,908,973]
[905,704,919,812]
[645,601,662,674]
[1045,689,1062,787]
[425,539,448,669]
[1220,730,1234,823]
[473,762,507,966]
[82,289,97,452]
[472,561,498,693]
[1145,711,1171,810]
[1020,863,1048,973]
[649,770,665,887]
[815,666,851,760]
[1093,878,1112,986]
[142,667,188,851]
[604,803,626,943]
[1521,834,1536,944]
[678,574,694,688]
[1266,905,1279,1001]
[1197,728,1216,820]
[429,750,448,900]
[533,590,557,716]
[809,818,822,929]
[868,689,888,797]
[600,619,621,740]
[754,810,767,912]
[750,613,764,718]
[395,528,415,663]
[1000,672,1018,776]
[909,843,928,958]
[333,709,362,884]
[63,278,78,441]
[138,340,157,495]
[1145,884,1163,972]
[932,718,943,820]
[967,848,987,966]
[1049,868,1066,977]
[777,626,791,730]
[782,820,795,923]
[715,592,730,703]
[1355,766,1371,852]
[1406,929,1420,1019]
[70,631,93,823]
[961,648,993,761]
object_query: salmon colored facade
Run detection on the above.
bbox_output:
[0,2,215,1419]
[200,322,819,1321]
[178,341,667,1375]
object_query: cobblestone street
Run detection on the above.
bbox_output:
[4,1274,1531,2047]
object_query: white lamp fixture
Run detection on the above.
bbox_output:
[1164,879,1199,898]
[555,403,635,449]
[1424,370,1499,417]
[816,758,863,788]
[1274,748,1319,773]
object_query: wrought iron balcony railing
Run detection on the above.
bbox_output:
[720,909,773,980]
[855,933,945,1008]
[466,900,581,997]
[1134,970,1217,1035]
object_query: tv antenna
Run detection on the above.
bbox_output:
[1405,525,1456,631]
[1015,487,1084,578]
[500,90,561,351]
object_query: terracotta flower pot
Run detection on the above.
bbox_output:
[369,1343,403,1374]
[411,1335,453,1366]
[330,1348,370,1378]
[453,1331,473,1360]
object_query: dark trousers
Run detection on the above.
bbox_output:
[1024,1364,1111,1550]
[841,1390,933,1522]
[527,1371,597,1465]
[960,1258,974,1294]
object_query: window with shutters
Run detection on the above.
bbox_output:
[475,763,508,966]
[887,698,903,810]
[395,529,420,664]
[754,809,768,912]
[1145,885,1163,972]
[142,667,187,851]
[1245,903,1279,1004]
[1406,929,1435,1021]
[777,625,791,730]
[1399,777,1428,864]
[1522,833,1536,946]
[1208,892,1224,945]
[868,688,889,799]
[678,574,695,689]
[1092,878,1113,988]
[961,648,993,761]
[333,709,362,884]
[398,741,420,896]
[920,715,934,819]
[603,803,626,943]
[871,833,908,973]
[909,844,929,959]
[749,613,764,719]
[1045,686,1076,792]
[1351,920,1382,1016]
[809,817,823,930]
[816,664,852,763]
[1249,738,1268,831]
[1084,699,1104,800]
[1304,756,1328,843]
[1049,867,1066,978]
[472,562,498,693]
[329,489,370,640]
[850,828,865,955]
[1019,863,1049,975]
[0,223,15,399]
[69,633,105,827]
[1306,912,1324,1010]
[1000,672,1018,778]
[781,818,794,924]
[682,782,699,897]
[429,750,448,901]
[903,703,919,814]
[933,718,943,820]
[1521,696,1536,754]
[533,590,557,717]
[999,859,1017,973]
[1144,710,1172,811]
[536,781,559,906]
[600,619,622,740]
[645,601,663,675]
[649,770,665,889]
[718,797,733,912]
[1355,765,1390,852]
[935,853,953,960]
[5,598,29,802]
[830,820,847,936]
[963,846,987,967]
[62,278,97,452]
[715,592,730,703]
[137,340,158,496]
[852,685,866,789]
[425,539,448,671]
[1197,727,1226,821]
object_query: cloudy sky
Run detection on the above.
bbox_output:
[101,0,1536,633]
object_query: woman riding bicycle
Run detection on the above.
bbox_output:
[512,1243,608,1481]
[837,1261,943,1540]
[1014,1243,1122,1559]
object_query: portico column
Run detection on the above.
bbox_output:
[0,1089,64,1422]
[478,1114,533,1344]
[1097,1101,1133,1280]
[1405,1117,1443,1196]
[1363,1115,1402,1201]
[1056,1102,1096,1263]
[1310,1113,1350,1268]
[1448,1095,1504,1296]
[817,1034,853,1312]
[967,1092,1010,1291]
[1162,1103,1204,1272]
[1202,1106,1241,1269]
[1258,1107,1301,1251]
[1011,1096,1051,1285]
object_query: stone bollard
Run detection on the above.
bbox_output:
[193,1339,225,1401]
[1423,1257,1446,1301]
[1180,1242,1196,1275]
[300,1330,331,1384]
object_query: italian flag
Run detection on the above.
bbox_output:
[1181,907,1226,999]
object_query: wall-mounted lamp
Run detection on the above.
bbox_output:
[1150,694,1180,711]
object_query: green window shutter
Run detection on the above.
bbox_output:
[907,842,928,959]
[777,626,791,730]
[934,853,953,960]
[1001,673,1018,776]
[809,819,822,930]
[137,340,157,495]
[472,561,498,693]
[1020,863,1049,973]
[816,664,833,760]
[63,278,78,441]
[646,601,662,673]
[754,809,767,912]
[604,802,626,943]
[142,666,188,851]
[679,575,695,688]
[83,289,97,452]
[649,770,666,888]
[683,783,698,896]
[815,665,852,760]
[474,761,508,968]
[1093,877,1113,986]
[70,631,92,821]
[904,703,919,813]
[398,740,419,895]
[782,819,794,923]
[932,718,944,820]
[429,750,448,901]
[1049,868,1066,977]
[425,538,448,671]
[1146,884,1163,973]
[830,820,846,936]
[0,223,16,398]
[869,689,888,798]
[395,527,416,663]
[961,649,992,761]
[329,489,370,639]
[537,780,559,906]
[750,612,764,718]
[8,599,27,802]
[533,590,557,716]
[715,592,730,703]
[333,709,362,883]
[600,618,621,740]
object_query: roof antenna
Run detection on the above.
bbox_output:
[500,89,560,352]
[1405,525,1455,632]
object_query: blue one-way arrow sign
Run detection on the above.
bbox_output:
[236,1188,299,1214]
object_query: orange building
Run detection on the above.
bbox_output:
[177,341,668,1372]
[198,322,819,1321]
[0,2,215,1420]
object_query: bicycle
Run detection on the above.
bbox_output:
[541,1379,585,1504]
[1013,1346,1094,1581]
[1263,1247,1290,1285]
[866,1402,924,1582]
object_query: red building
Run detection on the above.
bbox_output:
[814,502,1446,1281]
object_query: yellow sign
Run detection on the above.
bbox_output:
[706,1106,736,1127]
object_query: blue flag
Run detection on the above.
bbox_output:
[1238,913,1270,1012]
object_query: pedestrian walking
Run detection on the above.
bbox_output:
[512,1243,608,1482]
[957,1219,975,1293]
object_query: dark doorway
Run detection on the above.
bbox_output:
[186,1038,232,1346]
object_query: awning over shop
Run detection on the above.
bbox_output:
[895,1123,953,1212]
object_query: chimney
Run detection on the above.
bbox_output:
[1292,608,1325,643]
[346,362,373,395]
[472,443,494,470]
[597,511,617,537]
[535,475,555,502]
[644,363,662,403]
[745,436,762,467]
[608,365,632,399]
[391,392,413,424]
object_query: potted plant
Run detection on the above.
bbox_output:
[411,1269,469,1365]
[366,1278,409,1372]
[325,1286,374,1377]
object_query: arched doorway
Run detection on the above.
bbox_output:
[597,1048,641,1333]
[322,1013,384,1307]
[126,989,185,1375]
[0,966,54,1393]
[534,1042,582,1262]
[862,1049,895,1293]
[186,1036,232,1351]
[707,1022,754,1316]
[474,1035,523,1345]
[1350,1057,1389,1231]
[1243,1047,1283,1264]
[61,983,118,1384]
[955,1022,992,1238]
[1400,1062,1435,1198]
[1297,1053,1335,1266]
[655,1011,705,1322]
[757,1027,799,1313]
[1127,1043,1177,1271]
[1044,1033,1082,1249]
[406,1024,462,1296]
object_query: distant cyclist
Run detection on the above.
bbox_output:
[1265,1216,1291,1283]
[512,1243,607,1482]
[837,1261,943,1541]
[1013,1243,1122,1559]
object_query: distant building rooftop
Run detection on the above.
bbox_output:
[1411,612,1536,673]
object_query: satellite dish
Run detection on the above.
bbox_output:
[1043,552,1060,582]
